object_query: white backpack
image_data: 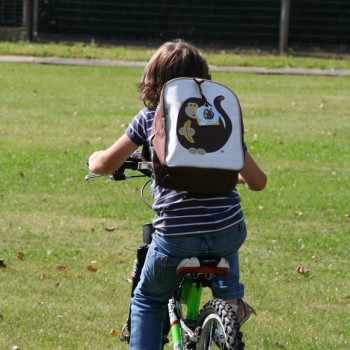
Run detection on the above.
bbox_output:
[151,77,245,193]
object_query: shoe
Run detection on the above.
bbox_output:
[231,298,257,326]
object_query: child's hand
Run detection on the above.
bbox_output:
[88,150,104,169]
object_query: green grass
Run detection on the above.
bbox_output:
[0,58,349,350]
[1,40,350,70]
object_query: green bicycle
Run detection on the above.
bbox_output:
[86,151,244,349]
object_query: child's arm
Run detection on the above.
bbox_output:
[238,151,267,191]
[88,134,139,174]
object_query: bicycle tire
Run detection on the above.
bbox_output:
[196,299,244,350]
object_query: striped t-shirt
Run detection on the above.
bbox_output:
[125,107,245,236]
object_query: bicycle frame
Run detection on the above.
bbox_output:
[169,270,226,349]
[168,274,203,349]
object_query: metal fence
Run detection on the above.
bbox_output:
[290,0,350,47]
[38,1,281,45]
[1,0,349,52]
[0,0,23,27]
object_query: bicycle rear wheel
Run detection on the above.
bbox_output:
[196,299,244,350]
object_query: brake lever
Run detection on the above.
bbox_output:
[85,173,103,181]
[85,173,114,181]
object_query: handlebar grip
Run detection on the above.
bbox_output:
[112,159,139,180]
[112,172,127,181]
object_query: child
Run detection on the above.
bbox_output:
[89,39,267,350]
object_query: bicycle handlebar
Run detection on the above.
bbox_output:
[85,150,153,181]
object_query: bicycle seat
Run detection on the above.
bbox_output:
[176,256,229,275]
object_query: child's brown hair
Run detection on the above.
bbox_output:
[138,39,211,108]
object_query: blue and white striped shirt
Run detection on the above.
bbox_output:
[126,107,244,236]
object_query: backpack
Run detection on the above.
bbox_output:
[151,77,245,194]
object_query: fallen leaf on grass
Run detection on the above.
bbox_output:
[56,265,66,272]
[55,282,62,288]
[295,210,303,216]
[110,329,121,336]
[16,252,25,260]
[126,277,133,283]
[12,344,20,350]
[297,265,309,274]
[87,265,97,272]
[274,341,286,349]
[0,259,6,268]
[105,226,117,232]
[40,272,47,280]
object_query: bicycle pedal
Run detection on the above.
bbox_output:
[120,323,130,342]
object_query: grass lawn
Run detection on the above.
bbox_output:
[0,54,349,349]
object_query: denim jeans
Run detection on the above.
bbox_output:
[129,221,247,350]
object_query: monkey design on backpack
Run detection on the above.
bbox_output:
[151,77,245,193]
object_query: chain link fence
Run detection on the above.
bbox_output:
[38,1,281,45]
[1,0,349,52]
[0,0,25,40]
[290,0,350,47]
[0,0,23,26]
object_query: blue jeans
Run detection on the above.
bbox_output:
[129,221,247,350]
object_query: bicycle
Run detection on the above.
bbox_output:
[86,150,244,349]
